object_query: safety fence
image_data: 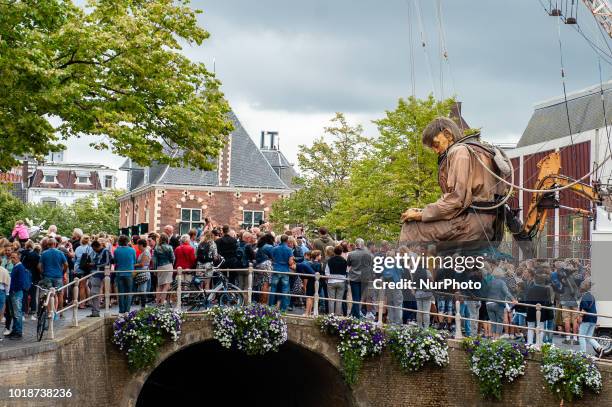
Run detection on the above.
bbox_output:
[37,266,612,359]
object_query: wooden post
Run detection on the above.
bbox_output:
[72,277,79,327]
[313,273,320,317]
[455,300,463,339]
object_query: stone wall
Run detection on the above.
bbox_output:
[1,316,612,407]
[0,319,110,407]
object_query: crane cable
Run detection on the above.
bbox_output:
[415,0,440,109]
[407,0,416,97]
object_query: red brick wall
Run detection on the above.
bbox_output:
[155,188,283,232]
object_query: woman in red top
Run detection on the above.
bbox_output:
[174,234,196,270]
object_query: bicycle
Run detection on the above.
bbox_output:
[170,259,244,311]
[34,284,52,342]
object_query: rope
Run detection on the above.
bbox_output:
[464,143,612,193]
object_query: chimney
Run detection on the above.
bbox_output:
[21,159,29,188]
[260,131,266,149]
[268,131,279,150]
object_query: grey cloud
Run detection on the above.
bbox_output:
[188,0,611,142]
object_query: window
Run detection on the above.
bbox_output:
[179,208,202,235]
[41,198,57,206]
[76,176,89,184]
[43,174,55,183]
[104,175,113,189]
[243,210,264,228]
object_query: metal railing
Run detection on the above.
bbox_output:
[37,266,612,359]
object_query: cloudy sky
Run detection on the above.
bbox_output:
[65,0,612,188]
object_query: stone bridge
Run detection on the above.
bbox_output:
[1,314,612,407]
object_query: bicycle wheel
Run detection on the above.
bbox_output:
[36,306,48,341]
[219,286,244,307]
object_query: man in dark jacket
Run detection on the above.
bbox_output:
[21,241,40,319]
[216,225,239,284]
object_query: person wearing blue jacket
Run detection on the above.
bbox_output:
[578,278,604,356]
[7,252,27,339]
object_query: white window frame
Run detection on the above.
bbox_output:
[76,175,90,184]
[41,198,58,206]
[43,174,56,183]
[243,210,264,228]
[179,208,203,235]
[104,175,114,189]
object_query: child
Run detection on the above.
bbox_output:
[11,221,29,246]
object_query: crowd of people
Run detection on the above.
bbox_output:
[0,221,604,357]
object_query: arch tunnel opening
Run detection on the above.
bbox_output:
[137,340,353,407]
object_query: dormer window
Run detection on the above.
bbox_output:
[43,174,56,183]
[76,176,89,184]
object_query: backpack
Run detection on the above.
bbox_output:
[79,249,94,275]
[197,242,214,264]
[236,242,249,268]
[382,266,400,283]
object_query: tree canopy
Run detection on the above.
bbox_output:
[271,96,470,241]
[0,188,122,237]
[0,0,232,171]
[269,113,369,231]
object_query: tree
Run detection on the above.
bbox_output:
[9,190,122,238]
[270,113,369,231]
[322,96,463,240]
[0,185,25,236]
[71,190,122,235]
[0,0,232,171]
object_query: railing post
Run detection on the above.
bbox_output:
[48,289,55,340]
[346,280,352,315]
[535,303,542,349]
[455,300,463,339]
[377,293,385,326]
[247,265,253,305]
[176,267,182,311]
[72,277,79,327]
[104,266,111,317]
[313,273,320,317]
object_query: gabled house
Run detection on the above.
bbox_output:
[118,112,296,234]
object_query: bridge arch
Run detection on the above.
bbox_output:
[117,316,353,407]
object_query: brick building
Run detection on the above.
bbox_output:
[506,82,612,258]
[118,112,297,235]
[28,160,116,206]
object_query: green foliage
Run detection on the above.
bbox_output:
[387,325,449,373]
[112,307,182,371]
[463,337,531,400]
[270,96,468,240]
[316,314,386,385]
[270,113,369,231]
[0,0,232,171]
[322,96,457,240]
[207,303,288,356]
[0,184,26,236]
[70,190,122,235]
[1,190,122,238]
[540,344,602,401]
